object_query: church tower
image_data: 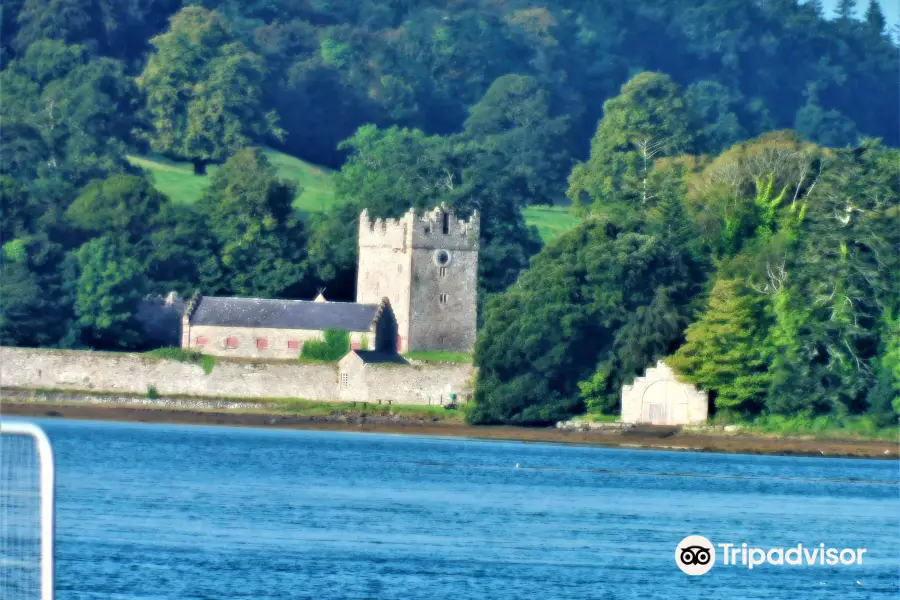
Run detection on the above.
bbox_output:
[356,204,479,353]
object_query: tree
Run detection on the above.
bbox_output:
[836,0,857,20]
[470,211,705,425]
[13,0,182,60]
[195,148,307,297]
[65,174,173,245]
[463,74,573,207]
[0,176,36,243]
[72,236,148,348]
[13,0,97,54]
[683,131,823,259]
[685,80,748,154]
[0,40,140,192]
[64,173,200,292]
[453,141,544,298]
[794,86,859,148]
[0,231,74,346]
[864,0,886,34]
[137,7,282,174]
[765,140,900,415]
[866,312,900,425]
[0,248,46,346]
[668,279,773,416]
[567,72,696,215]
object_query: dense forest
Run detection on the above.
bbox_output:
[1,0,897,425]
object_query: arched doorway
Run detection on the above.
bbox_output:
[640,380,690,425]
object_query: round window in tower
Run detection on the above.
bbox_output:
[433,249,452,266]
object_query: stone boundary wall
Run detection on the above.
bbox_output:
[0,347,474,405]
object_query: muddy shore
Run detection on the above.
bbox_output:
[2,400,897,460]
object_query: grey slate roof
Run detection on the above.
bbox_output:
[353,351,408,365]
[190,296,380,331]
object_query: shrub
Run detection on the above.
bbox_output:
[146,347,216,374]
[301,329,350,361]
[147,384,160,400]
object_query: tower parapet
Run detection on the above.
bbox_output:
[358,208,414,250]
[410,203,480,250]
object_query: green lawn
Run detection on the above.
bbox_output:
[128,150,582,239]
[523,205,581,242]
[126,149,336,214]
[268,397,463,421]
[404,350,473,363]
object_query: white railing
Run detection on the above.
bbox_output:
[1,420,55,600]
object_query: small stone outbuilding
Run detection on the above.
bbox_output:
[621,361,708,425]
[338,350,471,405]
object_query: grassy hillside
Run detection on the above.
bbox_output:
[126,149,336,214]
[523,206,581,242]
[128,150,580,240]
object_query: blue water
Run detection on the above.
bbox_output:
[20,419,900,598]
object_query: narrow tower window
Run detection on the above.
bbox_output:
[439,267,447,277]
[439,293,449,304]
[442,212,450,234]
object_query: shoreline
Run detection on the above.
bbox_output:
[2,400,897,460]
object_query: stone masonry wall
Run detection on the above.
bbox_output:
[408,205,479,352]
[408,247,478,351]
[357,209,414,350]
[0,347,473,405]
[365,362,473,406]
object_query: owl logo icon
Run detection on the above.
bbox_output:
[676,535,716,575]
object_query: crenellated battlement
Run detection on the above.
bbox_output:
[410,203,480,250]
[358,208,414,250]
[358,204,480,251]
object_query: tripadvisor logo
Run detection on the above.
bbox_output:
[675,535,868,575]
[676,535,715,575]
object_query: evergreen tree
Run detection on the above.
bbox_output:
[794,86,859,147]
[668,279,773,416]
[836,0,857,20]
[864,0,886,34]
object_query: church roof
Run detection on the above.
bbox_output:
[189,296,380,331]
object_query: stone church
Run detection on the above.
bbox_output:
[180,204,479,359]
